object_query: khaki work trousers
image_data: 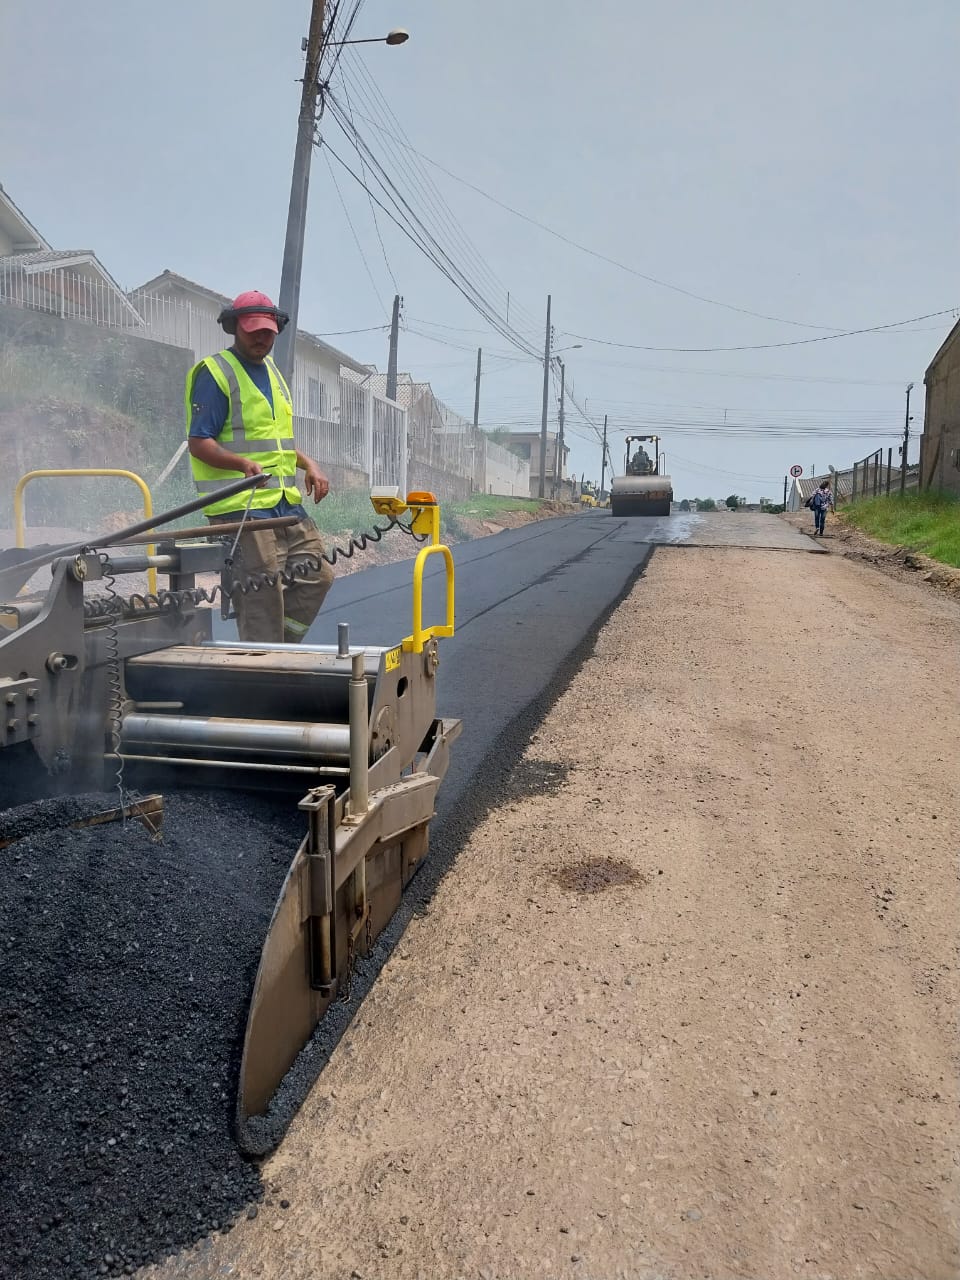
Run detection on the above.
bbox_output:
[226,517,334,644]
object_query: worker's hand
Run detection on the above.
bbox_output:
[302,464,330,503]
[240,460,264,478]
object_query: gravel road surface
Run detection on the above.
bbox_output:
[154,524,959,1280]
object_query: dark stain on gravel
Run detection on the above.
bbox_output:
[0,788,304,1280]
[553,856,645,894]
[502,759,569,801]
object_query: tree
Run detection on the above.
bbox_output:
[678,498,692,512]
[725,494,745,510]
[696,497,717,511]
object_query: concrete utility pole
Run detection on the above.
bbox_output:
[553,360,566,499]
[782,475,788,508]
[274,0,327,385]
[386,294,402,401]
[538,294,552,498]
[900,381,914,495]
[473,347,482,427]
[600,414,608,497]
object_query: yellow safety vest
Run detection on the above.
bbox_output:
[185,350,302,517]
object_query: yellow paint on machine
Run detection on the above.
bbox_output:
[385,646,402,672]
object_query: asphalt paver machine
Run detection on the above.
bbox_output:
[609,434,673,517]
[0,473,460,1137]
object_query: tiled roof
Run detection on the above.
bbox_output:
[0,249,141,318]
[0,248,100,268]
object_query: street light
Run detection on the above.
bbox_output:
[900,381,914,496]
[315,27,410,48]
[275,14,411,383]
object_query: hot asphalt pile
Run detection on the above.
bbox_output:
[0,789,304,1280]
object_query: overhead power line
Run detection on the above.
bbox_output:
[322,95,544,363]
[323,149,389,317]
[565,308,958,354]
[331,58,543,342]
[322,138,540,362]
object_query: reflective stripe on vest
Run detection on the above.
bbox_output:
[194,475,283,494]
[185,350,302,517]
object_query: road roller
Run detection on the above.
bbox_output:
[0,474,460,1145]
[609,434,673,517]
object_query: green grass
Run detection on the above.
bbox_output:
[311,490,544,539]
[843,492,960,567]
[449,495,542,519]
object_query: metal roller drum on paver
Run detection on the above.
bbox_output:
[609,434,673,517]
[0,473,460,1144]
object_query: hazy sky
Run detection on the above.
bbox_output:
[3,0,958,500]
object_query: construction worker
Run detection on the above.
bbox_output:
[629,444,651,476]
[186,290,334,643]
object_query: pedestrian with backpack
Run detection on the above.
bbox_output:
[806,480,834,536]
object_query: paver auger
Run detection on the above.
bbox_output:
[0,475,460,1140]
[609,434,673,517]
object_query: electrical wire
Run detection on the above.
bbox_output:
[316,325,389,336]
[329,61,544,342]
[335,56,545,340]
[324,149,389,317]
[336,66,401,295]
[565,308,958,354]
[322,131,543,362]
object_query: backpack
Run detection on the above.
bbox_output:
[804,495,816,509]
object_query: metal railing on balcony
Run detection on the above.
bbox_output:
[1,262,144,330]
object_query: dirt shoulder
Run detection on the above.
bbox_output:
[160,542,960,1280]
[782,508,960,598]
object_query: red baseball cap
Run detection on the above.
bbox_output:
[231,289,280,334]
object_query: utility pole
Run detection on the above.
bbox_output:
[274,0,327,385]
[473,347,482,427]
[900,381,914,495]
[600,414,608,497]
[538,294,552,498]
[782,474,788,508]
[553,360,566,499]
[386,293,401,401]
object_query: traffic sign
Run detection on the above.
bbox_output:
[789,465,803,478]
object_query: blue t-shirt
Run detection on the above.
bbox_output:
[188,351,307,520]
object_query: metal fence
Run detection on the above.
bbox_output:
[294,377,406,492]
[1,261,144,330]
[846,449,918,502]
[130,288,223,358]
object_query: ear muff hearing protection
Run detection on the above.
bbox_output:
[217,304,291,335]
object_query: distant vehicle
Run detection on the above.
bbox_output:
[609,435,673,517]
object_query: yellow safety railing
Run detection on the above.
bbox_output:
[14,469,157,596]
[369,488,455,655]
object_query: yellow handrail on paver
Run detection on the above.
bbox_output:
[404,542,455,654]
[14,469,157,596]
[369,488,456,656]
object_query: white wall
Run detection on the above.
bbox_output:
[484,438,530,496]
